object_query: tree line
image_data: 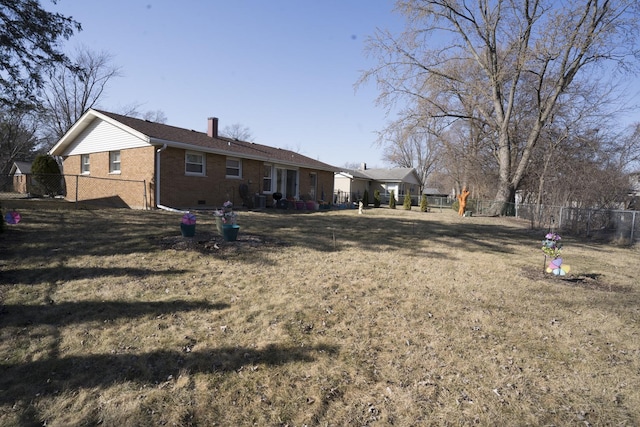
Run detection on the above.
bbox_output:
[360,0,640,214]
[3,1,640,214]
[0,1,180,178]
[0,0,252,180]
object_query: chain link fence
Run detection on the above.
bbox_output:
[467,199,637,243]
[390,195,638,244]
[1,174,148,209]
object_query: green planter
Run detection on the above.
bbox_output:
[222,224,240,241]
[180,223,196,237]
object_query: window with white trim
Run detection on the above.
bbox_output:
[309,172,317,200]
[263,163,273,192]
[185,151,205,175]
[81,154,90,174]
[109,151,121,173]
[226,158,241,178]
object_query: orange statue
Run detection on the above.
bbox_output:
[457,187,470,216]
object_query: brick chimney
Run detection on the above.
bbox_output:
[207,117,219,138]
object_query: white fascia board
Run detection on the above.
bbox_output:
[335,172,355,179]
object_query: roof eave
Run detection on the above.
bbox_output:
[148,138,338,172]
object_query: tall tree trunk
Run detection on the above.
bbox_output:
[489,132,515,215]
[491,181,516,216]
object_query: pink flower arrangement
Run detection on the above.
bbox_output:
[181,213,196,225]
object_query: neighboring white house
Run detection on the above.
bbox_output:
[628,171,640,210]
[334,164,422,205]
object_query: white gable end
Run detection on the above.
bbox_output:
[65,118,150,156]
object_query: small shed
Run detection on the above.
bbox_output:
[9,161,32,194]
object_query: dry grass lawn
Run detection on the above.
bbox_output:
[1,203,639,426]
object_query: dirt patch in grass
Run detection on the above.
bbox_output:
[520,265,633,293]
[157,231,286,256]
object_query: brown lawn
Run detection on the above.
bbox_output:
[1,204,639,426]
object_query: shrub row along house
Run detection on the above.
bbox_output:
[49,109,338,210]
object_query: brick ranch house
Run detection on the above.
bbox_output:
[49,109,338,210]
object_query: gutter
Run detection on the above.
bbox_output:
[155,144,167,210]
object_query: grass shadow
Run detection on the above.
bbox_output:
[0,299,228,327]
[0,266,189,286]
[0,343,340,405]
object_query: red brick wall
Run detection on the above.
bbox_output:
[159,148,268,208]
[61,147,155,209]
[61,146,336,210]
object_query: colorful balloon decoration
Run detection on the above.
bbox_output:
[546,257,571,276]
[4,211,21,224]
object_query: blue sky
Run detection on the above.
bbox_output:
[46,1,406,168]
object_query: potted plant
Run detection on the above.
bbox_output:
[213,201,239,240]
[180,212,196,237]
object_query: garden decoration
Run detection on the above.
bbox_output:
[213,201,239,236]
[180,212,196,237]
[541,232,570,276]
[547,257,571,276]
[457,187,470,216]
[4,211,21,224]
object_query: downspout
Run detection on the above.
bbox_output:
[155,143,189,213]
[155,144,167,208]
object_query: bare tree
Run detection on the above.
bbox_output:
[116,104,168,124]
[40,47,121,148]
[221,123,254,141]
[142,110,168,123]
[0,107,38,174]
[360,0,640,214]
[611,123,640,172]
[379,114,443,193]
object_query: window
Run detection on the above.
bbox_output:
[185,151,205,175]
[226,158,241,178]
[109,151,121,173]
[81,154,90,174]
[263,164,273,192]
[309,172,317,200]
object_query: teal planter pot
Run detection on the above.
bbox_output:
[222,224,240,241]
[180,223,196,237]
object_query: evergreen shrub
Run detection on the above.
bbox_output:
[420,194,429,212]
[374,190,381,208]
[403,192,412,210]
[31,154,62,196]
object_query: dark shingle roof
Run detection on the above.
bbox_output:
[12,161,32,174]
[340,167,418,182]
[96,110,338,172]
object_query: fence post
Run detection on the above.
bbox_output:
[632,210,636,243]
[558,207,563,230]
